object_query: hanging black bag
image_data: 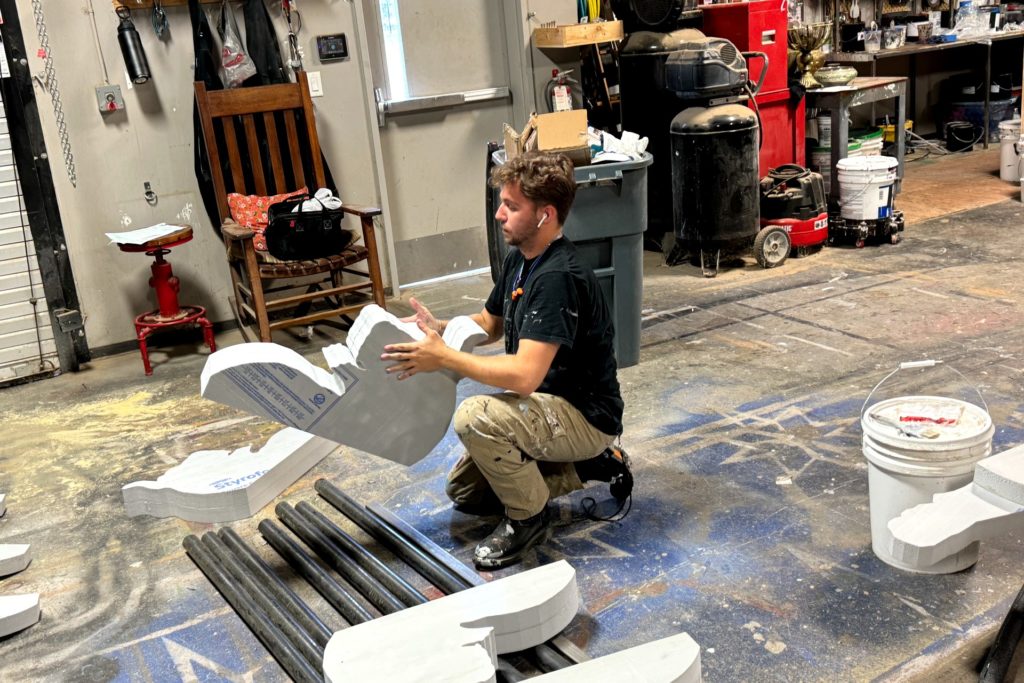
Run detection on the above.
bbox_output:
[264,194,354,261]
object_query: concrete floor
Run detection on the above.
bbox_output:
[2,148,1024,681]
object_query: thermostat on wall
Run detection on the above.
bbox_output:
[316,34,349,63]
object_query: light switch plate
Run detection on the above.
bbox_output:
[307,71,324,98]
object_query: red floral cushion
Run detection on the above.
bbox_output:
[226,187,307,251]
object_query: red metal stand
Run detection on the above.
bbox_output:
[118,226,215,375]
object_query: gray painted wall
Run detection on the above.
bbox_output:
[14,0,575,349]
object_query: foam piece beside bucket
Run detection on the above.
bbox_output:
[862,395,993,573]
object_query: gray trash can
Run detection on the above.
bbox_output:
[485,149,653,368]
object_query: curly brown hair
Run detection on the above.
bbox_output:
[490,152,577,225]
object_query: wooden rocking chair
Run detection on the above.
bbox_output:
[194,71,386,342]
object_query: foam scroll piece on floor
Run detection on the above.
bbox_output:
[534,632,702,682]
[0,593,40,637]
[201,304,487,466]
[122,428,336,523]
[0,544,31,578]
[889,444,1024,569]
[322,560,578,683]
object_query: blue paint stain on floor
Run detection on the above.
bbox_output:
[707,505,811,545]
[95,587,283,682]
[136,347,1024,682]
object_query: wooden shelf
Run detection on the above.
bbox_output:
[113,0,219,9]
[533,20,623,48]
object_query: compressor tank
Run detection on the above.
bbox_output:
[671,104,760,269]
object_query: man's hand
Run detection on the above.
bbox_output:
[381,320,451,380]
[400,297,443,335]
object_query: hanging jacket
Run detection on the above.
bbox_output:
[190,0,226,230]
[242,0,288,85]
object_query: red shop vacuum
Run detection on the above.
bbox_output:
[755,164,828,267]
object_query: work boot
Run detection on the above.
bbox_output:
[473,507,551,570]
[574,446,633,501]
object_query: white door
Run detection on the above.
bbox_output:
[365,0,515,286]
[0,89,57,384]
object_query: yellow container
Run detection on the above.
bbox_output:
[882,119,913,143]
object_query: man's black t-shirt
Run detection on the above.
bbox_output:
[485,237,623,436]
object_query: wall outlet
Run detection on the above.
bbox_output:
[307,71,324,98]
[96,85,125,114]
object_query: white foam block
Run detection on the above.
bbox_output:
[201,305,487,465]
[974,443,1024,505]
[323,560,578,683]
[889,445,1024,568]
[535,633,702,683]
[0,593,40,637]
[122,428,336,523]
[0,544,31,577]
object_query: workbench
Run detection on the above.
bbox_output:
[829,32,1024,149]
[805,76,907,209]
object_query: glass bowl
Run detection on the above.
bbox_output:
[815,65,858,86]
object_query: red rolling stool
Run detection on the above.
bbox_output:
[117,225,215,375]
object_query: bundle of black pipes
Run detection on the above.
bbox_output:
[183,479,584,681]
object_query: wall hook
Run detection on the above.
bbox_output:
[144,181,158,206]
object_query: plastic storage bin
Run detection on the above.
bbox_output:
[485,148,653,368]
[946,99,1017,143]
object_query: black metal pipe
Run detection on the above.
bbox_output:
[532,642,575,672]
[201,532,323,674]
[294,501,427,607]
[317,482,571,677]
[367,501,580,674]
[315,479,467,594]
[182,535,320,683]
[217,527,332,648]
[979,580,1024,683]
[495,658,529,683]
[367,502,480,590]
[278,502,407,615]
[289,501,527,682]
[258,519,373,626]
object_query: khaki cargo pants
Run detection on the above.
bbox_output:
[445,392,616,520]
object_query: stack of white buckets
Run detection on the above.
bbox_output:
[861,361,994,573]
[814,113,898,222]
[997,118,1024,201]
[812,113,864,196]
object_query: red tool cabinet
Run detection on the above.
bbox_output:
[702,0,805,176]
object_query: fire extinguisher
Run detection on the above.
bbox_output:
[545,69,580,113]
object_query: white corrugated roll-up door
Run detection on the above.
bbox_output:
[0,90,57,382]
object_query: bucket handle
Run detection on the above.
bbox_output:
[838,172,895,206]
[860,359,989,420]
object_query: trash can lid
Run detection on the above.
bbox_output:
[671,105,757,133]
[620,29,707,56]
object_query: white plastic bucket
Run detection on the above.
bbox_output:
[999,119,1021,182]
[861,362,994,574]
[817,114,832,145]
[837,156,898,221]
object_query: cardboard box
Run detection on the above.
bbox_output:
[503,110,591,166]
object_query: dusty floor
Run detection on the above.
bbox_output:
[1,148,1023,681]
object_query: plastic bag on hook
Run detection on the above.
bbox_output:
[217,1,257,88]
